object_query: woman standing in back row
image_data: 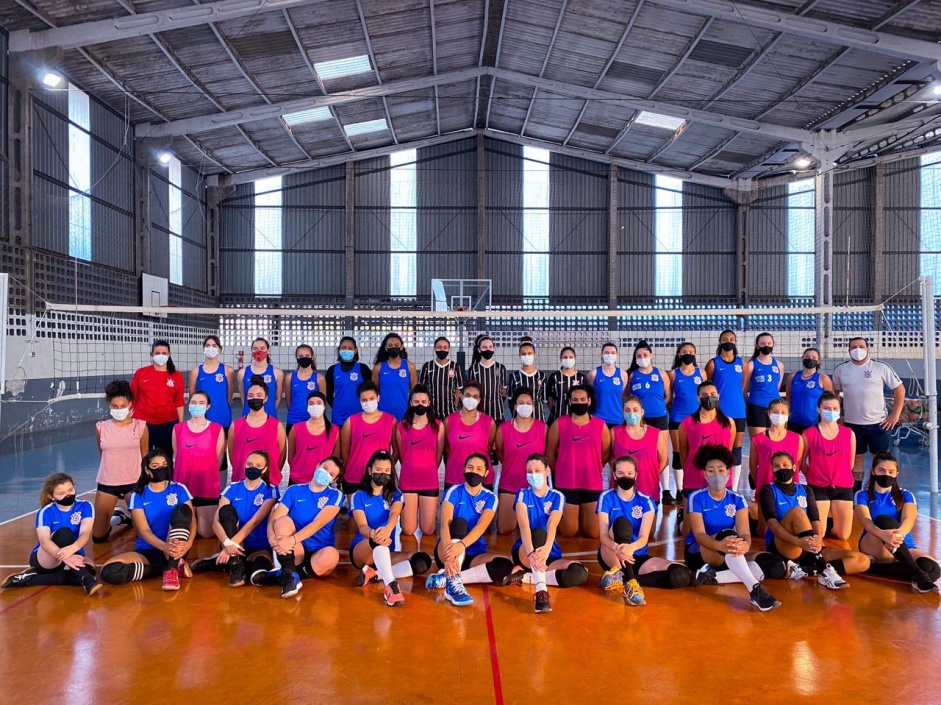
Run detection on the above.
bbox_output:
[237,337,282,418]
[588,342,628,427]
[189,335,235,438]
[284,345,326,437]
[705,330,746,492]
[131,340,184,460]
[326,337,371,428]
[467,335,508,423]
[786,347,833,435]
[373,333,417,421]
[546,347,586,425]
[419,336,463,419]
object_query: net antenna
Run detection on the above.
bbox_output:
[431,279,492,358]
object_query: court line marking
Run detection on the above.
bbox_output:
[482,586,505,705]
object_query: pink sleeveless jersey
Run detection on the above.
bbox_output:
[444,412,495,486]
[498,420,548,494]
[173,421,223,499]
[611,424,662,498]
[289,423,339,484]
[397,422,440,492]
[680,415,735,490]
[345,412,396,485]
[752,430,802,492]
[231,416,283,485]
[802,425,854,488]
[96,418,147,486]
[554,415,605,491]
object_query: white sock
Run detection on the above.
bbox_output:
[674,469,684,491]
[391,560,413,579]
[725,553,759,590]
[459,563,493,584]
[732,465,742,492]
[372,545,395,585]
[707,567,742,585]
[660,469,670,493]
[534,569,547,591]
[450,538,465,571]
[747,561,765,582]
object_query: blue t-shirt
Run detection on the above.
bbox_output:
[278,483,343,551]
[242,364,278,417]
[512,487,565,561]
[629,368,667,418]
[128,482,193,551]
[443,484,498,556]
[331,362,365,427]
[670,367,703,423]
[196,364,232,429]
[854,488,917,549]
[34,499,94,556]
[595,489,656,556]
[592,366,625,425]
[761,482,812,548]
[711,356,746,418]
[684,487,748,552]
[350,488,404,549]
[286,371,320,425]
[790,371,823,427]
[376,361,411,421]
[747,357,783,407]
[220,480,281,549]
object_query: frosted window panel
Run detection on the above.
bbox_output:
[523,147,551,299]
[389,150,417,297]
[655,175,683,297]
[68,84,92,260]
[920,154,941,294]
[787,179,815,298]
[254,177,282,296]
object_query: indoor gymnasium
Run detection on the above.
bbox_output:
[0,0,940,703]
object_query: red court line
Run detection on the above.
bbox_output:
[482,586,505,705]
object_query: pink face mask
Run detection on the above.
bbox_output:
[252,350,268,363]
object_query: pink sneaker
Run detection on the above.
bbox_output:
[162,567,180,591]
[384,580,404,607]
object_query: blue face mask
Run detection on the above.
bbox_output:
[188,404,207,418]
[527,473,545,491]
[313,467,333,487]
[623,412,641,426]
[339,350,355,363]
[820,410,841,423]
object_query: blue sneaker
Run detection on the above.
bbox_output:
[281,571,302,599]
[425,571,447,590]
[445,575,474,607]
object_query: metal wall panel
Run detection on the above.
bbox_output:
[746,184,787,300]
[485,139,522,299]
[683,182,736,298]
[91,138,133,271]
[150,175,169,278]
[219,185,255,296]
[884,158,921,296]
[355,157,391,299]
[31,175,69,254]
[31,101,68,184]
[617,168,655,299]
[90,98,130,151]
[833,169,873,302]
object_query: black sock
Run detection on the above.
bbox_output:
[829,558,846,575]
[621,562,636,582]
[277,552,296,574]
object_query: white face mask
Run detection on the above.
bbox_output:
[462,397,479,411]
[560,358,576,369]
[850,348,868,362]
[602,353,617,366]
[203,347,220,359]
[308,404,325,419]
[635,357,652,368]
[152,354,169,366]
[520,355,535,366]
[110,408,130,421]
[361,400,379,414]
[516,404,534,418]
[769,413,788,427]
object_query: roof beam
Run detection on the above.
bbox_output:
[430,0,440,135]
[646,0,941,63]
[353,0,398,144]
[484,0,509,129]
[9,0,322,52]
[520,0,568,136]
[688,132,739,171]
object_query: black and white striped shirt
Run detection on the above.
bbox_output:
[467,361,508,422]
[507,369,548,421]
[547,369,588,425]
[419,359,464,419]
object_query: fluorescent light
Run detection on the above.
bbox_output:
[635,111,686,131]
[932,83,941,96]
[314,55,372,81]
[795,157,812,169]
[158,152,172,165]
[42,72,63,88]
[283,107,333,126]
[344,119,388,136]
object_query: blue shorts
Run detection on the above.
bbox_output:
[845,422,891,455]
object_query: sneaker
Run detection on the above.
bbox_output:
[1,569,36,589]
[817,564,849,590]
[534,589,552,613]
[425,571,447,590]
[281,571,302,599]
[356,565,380,588]
[228,559,246,588]
[787,562,809,581]
[162,567,180,591]
[599,566,623,592]
[623,579,646,607]
[749,583,781,611]
[675,505,685,532]
[675,489,685,504]
[79,569,102,596]
[661,490,676,506]
[250,568,279,587]
[178,560,193,579]
[112,507,132,527]
[501,569,528,587]
[191,556,219,574]
[693,566,718,586]
[444,575,474,607]
[912,571,939,594]
[384,580,405,606]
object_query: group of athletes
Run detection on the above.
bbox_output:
[3,330,938,613]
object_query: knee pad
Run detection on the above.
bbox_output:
[249,555,273,574]
[732,447,743,466]
[50,528,76,549]
[612,517,633,544]
[755,553,787,580]
[449,517,469,541]
[672,452,682,470]
[170,503,193,528]
[916,557,941,582]
[530,528,548,549]
[100,562,135,585]
[409,552,432,575]
[873,514,901,531]
[92,528,112,544]
[666,563,692,589]
[715,528,738,541]
[218,504,239,534]
[556,562,588,588]
[485,557,514,582]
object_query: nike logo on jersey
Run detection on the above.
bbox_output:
[701,434,712,441]
[459,435,473,440]
[246,437,260,443]
[778,500,788,505]
[362,432,376,438]
[305,446,320,452]
[825,450,839,456]
[627,449,639,455]
[410,440,422,446]
[185,443,198,448]
[572,436,587,442]
[516,441,532,448]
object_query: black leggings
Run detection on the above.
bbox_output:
[147,421,177,461]
[604,517,691,588]
[100,504,192,584]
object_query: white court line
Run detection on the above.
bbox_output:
[0,489,96,527]
[0,565,29,569]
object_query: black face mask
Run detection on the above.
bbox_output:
[480,350,495,360]
[773,468,794,484]
[57,493,77,507]
[615,477,636,491]
[758,345,774,356]
[244,467,264,481]
[247,398,265,411]
[700,396,719,411]
[720,342,736,353]
[371,473,391,487]
[874,475,896,488]
[149,466,170,483]
[297,357,313,368]
[464,472,485,488]
[435,350,449,360]
[387,348,401,359]
[803,359,819,370]
[411,405,428,416]
[679,354,696,366]
[569,402,590,416]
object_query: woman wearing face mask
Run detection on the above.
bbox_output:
[92,380,148,544]
[287,391,339,486]
[467,334,508,423]
[596,457,692,607]
[350,450,433,607]
[425,453,514,607]
[419,336,463,419]
[495,388,548,534]
[507,339,547,422]
[855,452,940,593]
[99,450,196,591]
[749,398,804,494]
[547,346,586,425]
[339,381,396,502]
[801,392,856,542]
[705,330,746,489]
[172,390,226,538]
[444,381,496,490]
[192,450,279,588]
[743,333,785,441]
[263,456,344,598]
[667,342,702,505]
[684,444,782,611]
[372,333,417,421]
[2,473,101,595]
[588,342,628,427]
[326,336,371,428]
[547,384,611,539]
[786,347,833,435]
[237,337,283,418]
[626,340,672,432]
[131,340,184,460]
[284,345,326,437]
[677,381,735,504]
[760,451,865,589]
[611,395,668,520]
[392,385,444,541]
[189,335,235,435]
[229,380,287,486]
[501,455,588,614]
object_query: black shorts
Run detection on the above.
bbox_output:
[683,544,723,572]
[845,422,892,455]
[341,481,360,495]
[401,488,440,498]
[298,546,335,578]
[668,420,683,431]
[97,482,137,499]
[644,415,669,431]
[596,547,652,573]
[192,497,219,508]
[765,536,806,560]
[746,403,770,428]
[787,421,811,436]
[731,417,747,434]
[433,541,476,571]
[137,548,171,571]
[558,488,602,506]
[808,484,854,502]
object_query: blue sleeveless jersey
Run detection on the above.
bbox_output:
[376,361,410,420]
[670,367,703,423]
[763,483,810,548]
[196,364,232,429]
[331,362,364,427]
[593,366,625,425]
[241,364,278,417]
[711,356,746,418]
[286,371,320,425]
[747,357,783,407]
[629,367,667,418]
[790,372,823,427]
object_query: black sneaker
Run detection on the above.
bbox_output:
[749,583,781,612]
[534,589,552,614]
[228,558,246,588]
[501,569,528,587]
[79,569,102,596]
[675,489,685,504]
[191,556,220,574]
[675,505,685,532]
[693,567,718,586]
[2,569,36,589]
[250,568,279,587]
[661,490,676,506]
[912,571,940,594]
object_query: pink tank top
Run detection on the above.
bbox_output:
[802,425,854,488]
[96,418,147,486]
[612,425,662,498]
[173,421,223,499]
[680,415,735,490]
[231,416,283,485]
[444,412,494,486]
[397,422,440,491]
[554,415,605,491]
[289,423,339,484]
[498,419,548,493]
[752,430,802,492]
[345,413,396,484]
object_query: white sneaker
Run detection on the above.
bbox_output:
[787,561,808,581]
[817,564,848,590]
